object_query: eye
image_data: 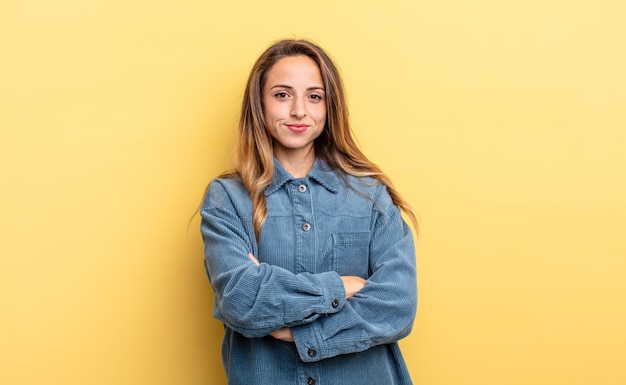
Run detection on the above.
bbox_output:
[309,94,323,101]
[275,92,289,99]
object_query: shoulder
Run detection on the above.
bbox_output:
[321,173,394,221]
[201,176,250,211]
[344,174,391,204]
[314,161,380,197]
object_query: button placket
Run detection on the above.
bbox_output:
[291,179,314,273]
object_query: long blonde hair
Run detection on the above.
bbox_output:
[223,39,417,239]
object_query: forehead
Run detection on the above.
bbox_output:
[264,55,323,87]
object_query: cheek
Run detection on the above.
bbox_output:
[264,100,288,121]
[313,105,327,123]
[320,112,328,128]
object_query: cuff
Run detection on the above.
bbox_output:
[281,270,346,325]
[291,318,327,362]
[316,270,346,313]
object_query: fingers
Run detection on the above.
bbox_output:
[340,276,366,299]
[270,328,294,342]
[247,253,260,266]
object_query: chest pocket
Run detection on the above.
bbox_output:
[332,232,371,278]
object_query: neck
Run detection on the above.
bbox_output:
[274,147,316,178]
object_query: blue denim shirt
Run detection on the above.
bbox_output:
[200,158,417,385]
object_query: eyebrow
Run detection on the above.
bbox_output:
[270,84,325,92]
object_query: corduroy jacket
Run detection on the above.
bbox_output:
[200,158,417,385]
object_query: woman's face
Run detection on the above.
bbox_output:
[262,55,327,163]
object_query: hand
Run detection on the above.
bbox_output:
[340,276,366,299]
[270,327,293,342]
[247,253,260,266]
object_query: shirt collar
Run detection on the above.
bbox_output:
[264,158,340,196]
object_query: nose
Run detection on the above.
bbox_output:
[290,97,306,119]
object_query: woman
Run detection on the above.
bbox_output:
[200,39,417,385]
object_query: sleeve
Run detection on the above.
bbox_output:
[200,179,347,338]
[290,186,417,362]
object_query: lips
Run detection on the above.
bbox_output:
[285,124,309,133]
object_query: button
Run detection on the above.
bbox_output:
[331,299,339,308]
[298,184,307,193]
[302,223,311,232]
[307,348,317,357]
[307,377,316,385]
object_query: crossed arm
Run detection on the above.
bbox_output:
[246,253,366,342]
[202,179,416,361]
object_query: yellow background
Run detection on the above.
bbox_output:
[2,0,625,384]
